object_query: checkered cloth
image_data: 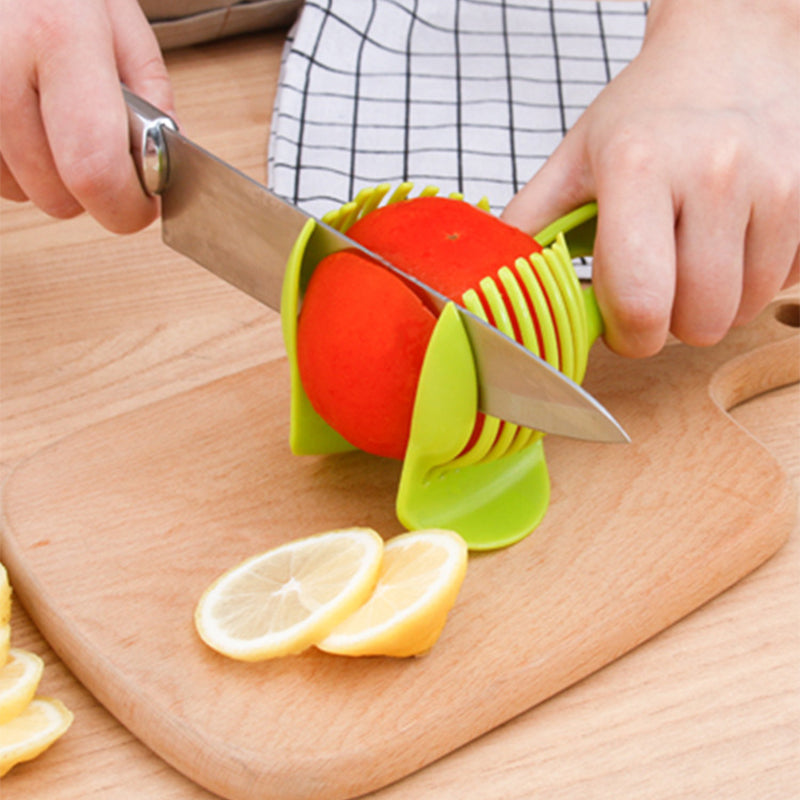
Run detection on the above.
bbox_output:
[268,0,648,276]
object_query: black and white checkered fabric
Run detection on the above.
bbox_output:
[268,0,648,276]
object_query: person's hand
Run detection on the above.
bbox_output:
[0,0,175,233]
[502,0,800,357]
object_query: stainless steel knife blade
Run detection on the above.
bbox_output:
[124,87,629,443]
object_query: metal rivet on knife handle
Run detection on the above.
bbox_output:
[122,85,177,196]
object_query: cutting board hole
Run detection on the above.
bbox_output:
[775,302,800,329]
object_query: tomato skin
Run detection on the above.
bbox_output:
[297,250,437,460]
[346,196,542,299]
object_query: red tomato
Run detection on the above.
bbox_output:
[297,197,542,459]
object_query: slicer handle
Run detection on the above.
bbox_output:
[122,85,177,196]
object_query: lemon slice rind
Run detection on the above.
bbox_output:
[0,564,11,627]
[0,626,9,670]
[0,649,45,725]
[0,696,74,777]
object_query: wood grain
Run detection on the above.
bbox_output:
[2,299,797,799]
[1,26,798,800]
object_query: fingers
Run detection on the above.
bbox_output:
[0,155,27,202]
[500,129,593,236]
[503,122,678,358]
[669,144,750,346]
[501,114,681,357]
[0,21,84,219]
[1,0,171,233]
[590,137,677,358]
[504,116,798,358]
[107,0,176,116]
[736,178,800,323]
[37,3,160,232]
[500,0,799,359]
[785,247,800,290]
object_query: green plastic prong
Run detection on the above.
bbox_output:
[281,218,356,455]
[534,201,598,256]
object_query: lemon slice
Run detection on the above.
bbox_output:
[195,528,384,660]
[1,564,13,668]
[0,563,10,627]
[0,626,9,669]
[0,649,45,725]
[317,529,468,657]
[0,697,73,777]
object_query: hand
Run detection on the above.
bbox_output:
[0,0,175,233]
[502,0,800,357]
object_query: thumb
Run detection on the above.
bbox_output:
[501,126,594,237]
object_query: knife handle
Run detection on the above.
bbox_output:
[122,85,177,196]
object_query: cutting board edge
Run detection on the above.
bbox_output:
[709,308,800,413]
[1,453,796,800]
[1,299,798,800]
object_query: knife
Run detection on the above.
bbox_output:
[124,87,628,443]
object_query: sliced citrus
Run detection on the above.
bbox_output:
[317,529,468,658]
[0,563,10,627]
[0,649,44,725]
[195,528,384,660]
[0,697,73,777]
[0,626,9,669]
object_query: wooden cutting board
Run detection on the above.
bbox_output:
[2,300,798,800]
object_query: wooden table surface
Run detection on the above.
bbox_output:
[1,29,798,800]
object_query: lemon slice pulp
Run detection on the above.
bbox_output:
[195,528,384,660]
[0,697,74,777]
[317,529,468,657]
[0,626,9,670]
[0,649,44,725]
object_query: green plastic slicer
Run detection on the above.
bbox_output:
[281,184,603,550]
